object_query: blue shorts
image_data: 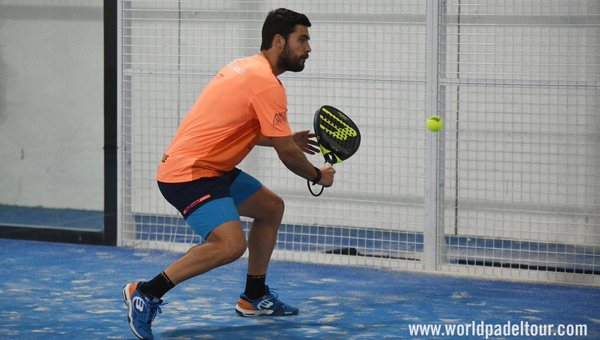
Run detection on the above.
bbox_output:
[157,168,263,239]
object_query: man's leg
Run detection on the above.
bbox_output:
[237,186,284,277]
[234,186,298,316]
[124,201,247,339]
[163,220,247,285]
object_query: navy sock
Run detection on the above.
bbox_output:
[140,271,175,299]
[244,274,266,300]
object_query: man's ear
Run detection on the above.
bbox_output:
[274,34,285,50]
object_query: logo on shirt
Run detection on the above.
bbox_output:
[227,63,246,76]
[273,112,288,127]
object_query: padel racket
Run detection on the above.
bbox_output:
[308,105,361,196]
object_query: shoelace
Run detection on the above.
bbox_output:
[146,301,163,324]
[264,288,283,305]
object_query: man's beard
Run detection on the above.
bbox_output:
[278,43,307,72]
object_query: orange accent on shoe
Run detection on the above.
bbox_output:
[237,298,256,311]
[129,282,139,297]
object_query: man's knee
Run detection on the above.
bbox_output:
[204,222,247,265]
[238,187,285,222]
[269,194,285,217]
[257,193,285,224]
[221,237,247,264]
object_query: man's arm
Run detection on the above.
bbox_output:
[256,135,272,147]
[257,130,318,154]
[268,135,335,187]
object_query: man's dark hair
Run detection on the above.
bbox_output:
[260,8,311,51]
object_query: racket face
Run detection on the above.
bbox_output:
[313,105,361,163]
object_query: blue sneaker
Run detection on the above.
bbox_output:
[122,282,163,340]
[235,286,299,317]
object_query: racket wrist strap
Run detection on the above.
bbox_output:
[311,166,322,185]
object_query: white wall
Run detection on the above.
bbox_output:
[0,1,103,210]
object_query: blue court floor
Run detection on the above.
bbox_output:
[0,238,598,339]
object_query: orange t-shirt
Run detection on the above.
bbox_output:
[157,55,292,183]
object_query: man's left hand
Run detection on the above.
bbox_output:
[292,130,320,155]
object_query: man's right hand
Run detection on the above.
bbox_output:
[317,163,335,187]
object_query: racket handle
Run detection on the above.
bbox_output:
[308,163,330,197]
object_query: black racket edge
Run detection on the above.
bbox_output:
[307,105,361,197]
[314,106,361,162]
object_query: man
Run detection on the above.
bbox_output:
[122,8,335,340]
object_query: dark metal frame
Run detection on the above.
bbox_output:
[0,1,118,246]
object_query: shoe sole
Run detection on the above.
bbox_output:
[235,305,298,317]
[122,284,146,340]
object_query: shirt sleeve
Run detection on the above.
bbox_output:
[250,84,292,137]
